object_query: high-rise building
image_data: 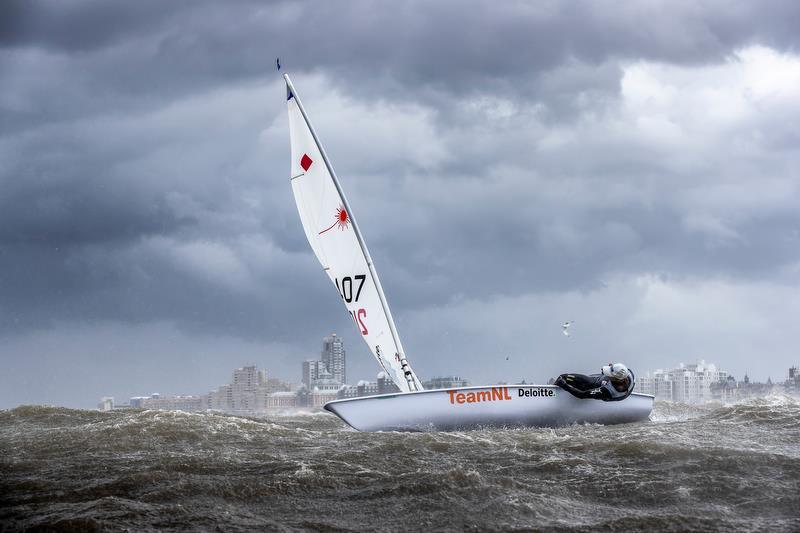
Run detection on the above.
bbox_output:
[321,333,346,385]
[638,360,728,403]
[303,360,332,386]
[230,365,266,411]
[209,384,233,410]
[232,366,266,390]
[638,371,675,399]
[98,397,114,411]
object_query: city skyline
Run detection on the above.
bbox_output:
[6,323,800,409]
[98,332,480,412]
[100,358,795,415]
[4,319,797,409]
[97,328,794,413]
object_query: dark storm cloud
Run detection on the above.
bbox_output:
[1,1,799,406]
[4,1,800,114]
[0,0,196,51]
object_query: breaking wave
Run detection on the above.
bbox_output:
[2,399,799,531]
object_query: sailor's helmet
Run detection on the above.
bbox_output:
[601,362,631,381]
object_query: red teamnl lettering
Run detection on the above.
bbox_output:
[447,387,512,405]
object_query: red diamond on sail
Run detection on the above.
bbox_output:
[300,154,313,171]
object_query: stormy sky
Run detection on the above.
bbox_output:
[1,0,799,408]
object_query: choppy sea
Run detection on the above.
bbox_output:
[1,396,799,532]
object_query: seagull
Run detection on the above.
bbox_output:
[562,321,574,336]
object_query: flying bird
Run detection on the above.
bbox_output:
[562,321,574,336]
[276,57,281,71]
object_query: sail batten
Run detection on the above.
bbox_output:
[284,74,422,393]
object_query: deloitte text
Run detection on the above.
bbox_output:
[518,387,555,398]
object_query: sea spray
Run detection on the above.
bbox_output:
[1,399,799,531]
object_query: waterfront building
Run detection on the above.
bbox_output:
[307,390,340,408]
[123,353,353,415]
[264,391,298,409]
[710,375,739,402]
[423,376,471,390]
[337,373,399,399]
[671,361,728,403]
[321,333,346,385]
[378,372,401,394]
[337,384,361,399]
[230,365,266,412]
[129,396,148,408]
[357,380,379,396]
[336,381,376,400]
[129,365,307,414]
[98,397,114,411]
[139,395,205,411]
[301,380,342,407]
[736,374,775,399]
[233,366,266,390]
[638,361,728,403]
[209,384,233,410]
[302,360,333,386]
[256,378,294,409]
[264,378,291,393]
[786,366,800,396]
[301,333,346,388]
[638,371,674,399]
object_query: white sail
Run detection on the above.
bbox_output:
[284,74,422,393]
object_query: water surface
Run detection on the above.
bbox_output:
[2,397,799,531]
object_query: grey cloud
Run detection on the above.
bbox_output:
[0,0,194,51]
[4,1,800,120]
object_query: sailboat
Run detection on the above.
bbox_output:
[284,74,653,431]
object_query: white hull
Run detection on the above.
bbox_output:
[324,385,654,431]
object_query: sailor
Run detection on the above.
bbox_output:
[554,362,635,401]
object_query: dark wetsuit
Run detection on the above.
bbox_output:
[555,370,635,401]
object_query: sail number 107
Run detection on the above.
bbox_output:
[335,275,366,303]
[336,275,368,336]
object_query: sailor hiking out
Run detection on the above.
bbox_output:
[554,363,635,401]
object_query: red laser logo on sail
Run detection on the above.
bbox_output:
[319,206,350,234]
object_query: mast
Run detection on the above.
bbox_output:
[284,74,423,391]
